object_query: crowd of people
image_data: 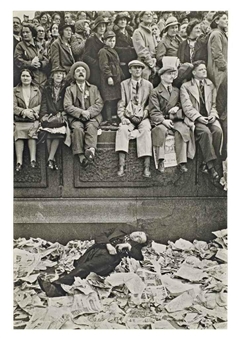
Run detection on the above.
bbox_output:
[13,10,228,181]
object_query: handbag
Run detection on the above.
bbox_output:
[41,113,65,128]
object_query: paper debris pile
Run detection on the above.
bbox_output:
[13,229,227,330]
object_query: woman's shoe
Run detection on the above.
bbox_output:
[47,160,54,170]
[30,160,36,168]
[15,163,22,172]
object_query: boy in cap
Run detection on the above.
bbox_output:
[64,61,103,167]
[149,57,195,173]
[115,60,153,178]
[98,31,124,126]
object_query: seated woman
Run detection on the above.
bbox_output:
[38,226,148,297]
[39,66,71,170]
[14,69,42,172]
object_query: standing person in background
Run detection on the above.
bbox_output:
[14,23,49,91]
[52,13,61,25]
[157,12,172,34]
[50,22,75,75]
[151,23,160,47]
[83,16,108,89]
[98,31,124,126]
[132,11,157,81]
[13,17,22,86]
[177,19,205,64]
[152,12,159,25]
[115,60,153,178]
[39,12,50,30]
[36,25,46,49]
[71,20,89,62]
[207,11,228,91]
[156,16,182,65]
[114,12,137,79]
[45,23,59,57]
[179,23,188,40]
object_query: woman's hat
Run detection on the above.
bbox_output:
[114,11,131,24]
[104,31,116,40]
[91,16,109,31]
[69,61,90,80]
[163,16,180,32]
[74,20,89,33]
[58,22,75,34]
[51,66,66,73]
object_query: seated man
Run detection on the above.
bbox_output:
[180,60,223,180]
[64,62,103,167]
[115,60,153,178]
[37,226,148,297]
[149,59,195,173]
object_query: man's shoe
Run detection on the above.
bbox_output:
[178,163,188,173]
[37,276,65,298]
[117,165,125,177]
[81,158,89,168]
[201,163,209,174]
[85,148,95,162]
[208,167,219,180]
[158,160,165,173]
[143,167,151,178]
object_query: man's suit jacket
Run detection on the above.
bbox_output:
[64,81,103,126]
[180,78,221,130]
[117,78,153,122]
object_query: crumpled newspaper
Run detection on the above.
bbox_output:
[13,229,227,329]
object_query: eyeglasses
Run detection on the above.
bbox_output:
[38,30,45,32]
[143,13,152,17]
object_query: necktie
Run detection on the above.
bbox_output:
[136,81,139,94]
[199,81,205,103]
[167,86,172,95]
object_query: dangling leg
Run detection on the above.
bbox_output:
[15,139,24,171]
[48,139,60,170]
[28,139,37,168]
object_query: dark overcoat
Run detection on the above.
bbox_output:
[114,26,137,79]
[83,35,105,89]
[98,46,124,101]
[177,39,207,64]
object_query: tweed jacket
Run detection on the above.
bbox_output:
[51,36,75,74]
[64,81,103,125]
[132,23,156,68]
[207,28,228,90]
[117,78,153,122]
[14,84,42,118]
[180,78,222,130]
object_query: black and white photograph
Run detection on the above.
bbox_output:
[9,2,232,331]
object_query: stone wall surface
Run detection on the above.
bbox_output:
[14,131,227,243]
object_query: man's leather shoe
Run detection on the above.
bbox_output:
[37,276,65,298]
[201,163,209,174]
[81,158,89,168]
[208,167,219,180]
[158,160,165,173]
[85,148,95,162]
[117,165,125,177]
[178,163,188,173]
[143,167,151,178]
